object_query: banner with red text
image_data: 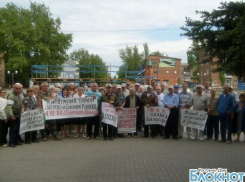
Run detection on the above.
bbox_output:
[101,102,118,127]
[42,97,98,120]
[144,106,170,126]
[118,108,136,133]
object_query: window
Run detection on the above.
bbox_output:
[234,80,238,85]
[163,80,169,85]
[225,79,231,85]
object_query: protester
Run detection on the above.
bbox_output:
[203,81,211,98]
[7,83,23,147]
[217,85,234,144]
[126,82,130,90]
[173,85,179,94]
[163,86,179,140]
[156,86,164,136]
[73,87,86,138]
[101,84,117,141]
[178,84,192,139]
[160,84,166,94]
[135,83,142,98]
[229,87,239,105]
[37,82,61,141]
[232,93,245,142]
[33,85,39,98]
[152,82,158,95]
[114,85,126,138]
[86,83,102,140]
[0,89,8,147]
[22,88,39,144]
[125,88,141,138]
[112,84,117,94]
[121,83,129,98]
[182,85,210,141]
[141,86,158,138]
[206,88,219,141]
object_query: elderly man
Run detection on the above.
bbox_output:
[7,83,23,147]
[125,88,141,137]
[160,84,166,94]
[38,82,61,141]
[217,85,234,144]
[152,82,158,95]
[101,84,117,141]
[203,81,211,98]
[173,85,179,94]
[135,83,141,98]
[141,86,158,138]
[86,83,102,140]
[206,88,219,141]
[178,84,192,139]
[112,84,117,94]
[156,86,165,136]
[182,85,210,141]
[0,89,8,147]
[121,83,129,98]
[126,82,130,90]
[114,85,126,138]
[163,86,179,140]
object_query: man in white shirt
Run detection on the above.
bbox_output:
[121,83,129,98]
[156,86,164,136]
[0,89,8,146]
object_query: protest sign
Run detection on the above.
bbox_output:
[180,109,208,130]
[101,102,118,127]
[144,106,170,126]
[118,108,136,133]
[20,109,44,134]
[42,97,98,120]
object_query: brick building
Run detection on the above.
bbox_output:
[199,50,238,88]
[139,55,182,86]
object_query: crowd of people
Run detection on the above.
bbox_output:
[0,80,244,148]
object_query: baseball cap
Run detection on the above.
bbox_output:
[105,84,112,88]
[116,85,121,89]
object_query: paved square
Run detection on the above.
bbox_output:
[0,132,245,182]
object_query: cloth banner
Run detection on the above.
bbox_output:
[118,108,136,133]
[180,109,208,130]
[144,106,170,126]
[101,102,118,127]
[20,109,45,134]
[42,97,98,120]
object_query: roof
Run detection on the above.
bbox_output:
[148,54,182,60]
[64,60,77,66]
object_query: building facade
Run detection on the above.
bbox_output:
[199,50,238,88]
[139,55,182,86]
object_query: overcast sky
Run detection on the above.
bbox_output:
[1,0,232,71]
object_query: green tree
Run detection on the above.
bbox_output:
[70,49,107,79]
[118,45,143,78]
[143,43,150,59]
[151,51,167,57]
[0,2,72,85]
[181,1,245,78]
[186,41,201,82]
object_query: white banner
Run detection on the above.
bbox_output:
[118,108,136,133]
[144,106,170,126]
[20,109,45,134]
[181,109,208,130]
[42,97,98,120]
[101,102,118,127]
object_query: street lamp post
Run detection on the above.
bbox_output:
[8,71,18,86]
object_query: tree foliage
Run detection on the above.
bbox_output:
[181,1,245,78]
[118,45,143,78]
[70,49,107,79]
[150,51,167,57]
[0,2,72,85]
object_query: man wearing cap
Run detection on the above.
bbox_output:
[114,85,126,138]
[112,84,117,94]
[122,83,129,98]
[135,83,142,98]
[163,86,179,140]
[173,85,179,94]
[86,83,102,140]
[178,83,192,139]
[182,84,210,141]
[141,85,158,138]
[126,82,130,90]
[101,84,117,141]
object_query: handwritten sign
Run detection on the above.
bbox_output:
[118,108,136,133]
[144,107,170,126]
[20,109,45,134]
[42,97,98,120]
[101,102,118,127]
[181,109,208,130]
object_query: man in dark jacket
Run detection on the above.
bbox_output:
[125,88,141,137]
[140,86,158,138]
